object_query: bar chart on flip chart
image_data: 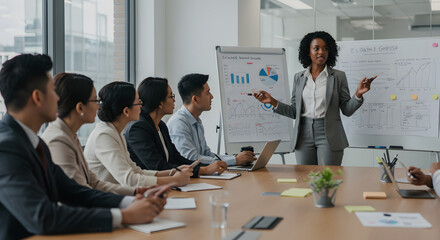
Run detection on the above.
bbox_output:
[216,46,293,154]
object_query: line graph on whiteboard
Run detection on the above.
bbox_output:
[395,58,436,89]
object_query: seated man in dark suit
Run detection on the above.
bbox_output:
[0,54,168,240]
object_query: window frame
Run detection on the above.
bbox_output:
[42,0,136,84]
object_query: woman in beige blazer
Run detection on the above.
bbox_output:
[42,73,139,195]
[254,31,376,166]
[84,82,192,187]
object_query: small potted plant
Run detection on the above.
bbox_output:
[308,167,343,208]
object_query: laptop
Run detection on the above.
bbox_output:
[382,161,435,199]
[228,140,281,172]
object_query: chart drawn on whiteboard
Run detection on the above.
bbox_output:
[395,58,436,89]
[336,39,440,138]
[219,53,291,143]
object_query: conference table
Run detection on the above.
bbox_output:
[28,165,440,240]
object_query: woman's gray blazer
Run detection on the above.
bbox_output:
[274,68,363,151]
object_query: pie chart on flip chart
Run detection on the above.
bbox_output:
[259,67,279,86]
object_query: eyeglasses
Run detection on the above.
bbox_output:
[89,99,101,104]
[169,94,175,100]
[132,99,143,106]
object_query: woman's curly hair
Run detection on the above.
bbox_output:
[298,31,338,68]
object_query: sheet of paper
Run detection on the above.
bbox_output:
[129,218,186,233]
[200,172,241,180]
[395,177,410,183]
[345,205,376,213]
[355,212,432,228]
[280,188,312,197]
[164,198,196,210]
[175,183,222,192]
[277,178,297,183]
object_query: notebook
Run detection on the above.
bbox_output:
[164,198,196,210]
[172,183,222,192]
[200,172,241,180]
[129,218,185,234]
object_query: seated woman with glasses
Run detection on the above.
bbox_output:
[84,81,192,188]
[125,77,227,176]
[42,73,145,195]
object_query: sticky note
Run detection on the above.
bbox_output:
[411,94,418,100]
[433,94,439,100]
[363,192,387,199]
[390,95,396,100]
[345,205,376,213]
[281,188,313,197]
[277,178,297,183]
[433,43,438,48]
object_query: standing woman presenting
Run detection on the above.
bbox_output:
[254,31,376,165]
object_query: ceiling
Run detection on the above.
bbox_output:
[261,0,434,20]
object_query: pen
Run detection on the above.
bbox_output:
[171,187,182,191]
[213,153,224,161]
[368,146,386,149]
[376,157,383,164]
[398,161,414,179]
[385,149,390,165]
[383,153,388,164]
[247,93,253,96]
[175,168,182,172]
[390,154,398,166]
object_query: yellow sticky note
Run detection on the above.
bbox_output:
[411,94,418,100]
[433,94,439,100]
[280,188,313,197]
[277,178,297,183]
[390,95,396,100]
[344,205,376,213]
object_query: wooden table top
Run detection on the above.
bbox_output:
[27,165,440,240]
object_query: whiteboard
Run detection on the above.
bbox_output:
[216,46,294,154]
[335,37,440,151]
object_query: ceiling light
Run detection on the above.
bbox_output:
[432,0,440,11]
[350,20,383,30]
[276,0,312,10]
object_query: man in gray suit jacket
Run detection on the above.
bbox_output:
[0,54,167,239]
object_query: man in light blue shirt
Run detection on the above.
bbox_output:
[167,73,255,166]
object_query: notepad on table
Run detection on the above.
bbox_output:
[363,192,387,199]
[173,183,222,192]
[164,198,196,210]
[345,205,376,213]
[277,178,297,183]
[129,218,185,234]
[200,172,241,180]
[281,188,313,197]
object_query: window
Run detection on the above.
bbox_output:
[0,0,44,118]
[260,0,440,77]
[65,0,128,144]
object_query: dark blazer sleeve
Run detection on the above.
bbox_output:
[126,120,181,170]
[126,118,202,177]
[0,141,121,235]
[51,160,124,209]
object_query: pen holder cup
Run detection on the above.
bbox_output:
[378,163,394,183]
